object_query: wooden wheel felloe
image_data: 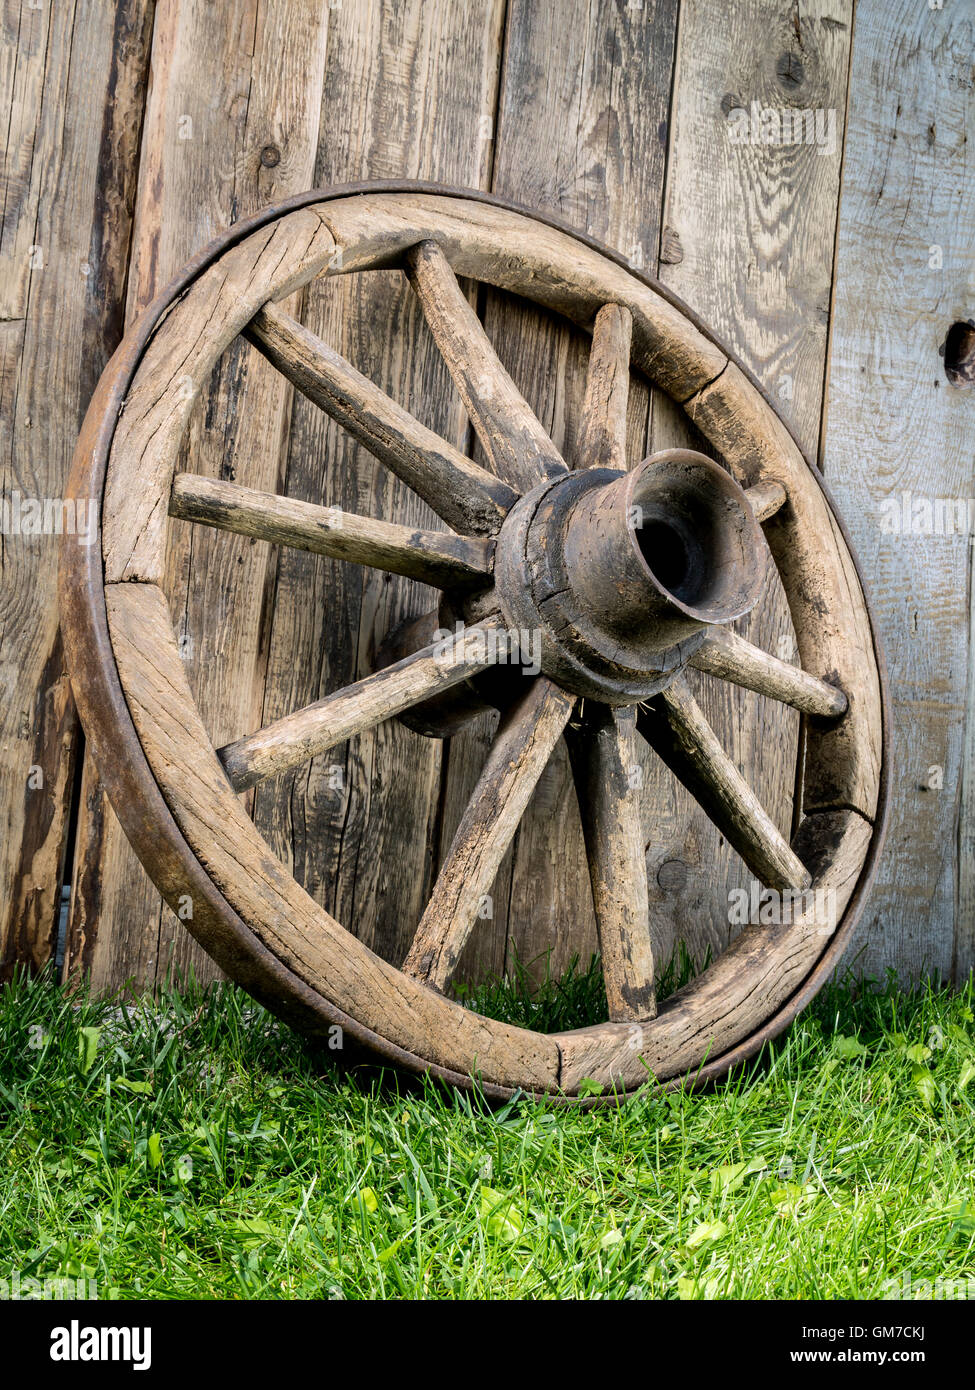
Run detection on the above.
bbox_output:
[60,184,889,1103]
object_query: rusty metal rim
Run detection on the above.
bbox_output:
[59,179,891,1106]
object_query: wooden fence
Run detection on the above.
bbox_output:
[1,0,972,995]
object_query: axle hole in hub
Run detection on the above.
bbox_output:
[637,519,693,600]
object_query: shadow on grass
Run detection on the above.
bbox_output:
[1,952,966,1115]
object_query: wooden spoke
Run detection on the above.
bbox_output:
[638,675,811,893]
[246,303,517,537]
[744,479,787,522]
[576,304,633,471]
[170,473,493,590]
[402,678,575,991]
[566,706,656,1021]
[689,626,848,719]
[219,621,509,793]
[404,240,567,492]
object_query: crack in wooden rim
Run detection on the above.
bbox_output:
[59,181,891,1104]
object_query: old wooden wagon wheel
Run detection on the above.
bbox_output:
[61,184,889,1103]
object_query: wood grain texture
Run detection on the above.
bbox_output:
[0,0,152,977]
[577,305,633,472]
[567,708,656,1022]
[250,0,507,969]
[170,473,494,589]
[246,302,517,536]
[745,478,787,522]
[574,305,654,1020]
[663,0,853,450]
[642,0,853,969]
[101,212,336,585]
[220,621,507,794]
[690,626,848,718]
[66,0,331,991]
[687,362,882,820]
[317,190,728,399]
[440,0,681,989]
[403,677,575,991]
[640,677,812,893]
[405,240,567,490]
[822,0,975,982]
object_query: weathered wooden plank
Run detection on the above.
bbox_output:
[250,0,507,968]
[642,0,853,970]
[0,0,152,978]
[66,0,331,991]
[823,0,975,983]
[439,0,681,990]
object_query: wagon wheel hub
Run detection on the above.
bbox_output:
[489,449,766,705]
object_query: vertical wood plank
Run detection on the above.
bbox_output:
[440,0,681,988]
[644,0,853,969]
[65,0,330,990]
[823,0,975,982]
[251,0,506,967]
[0,0,152,978]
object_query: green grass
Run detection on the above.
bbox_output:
[1,963,974,1299]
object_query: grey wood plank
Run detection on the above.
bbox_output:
[0,0,152,979]
[66,0,331,991]
[823,0,975,983]
[644,0,853,971]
